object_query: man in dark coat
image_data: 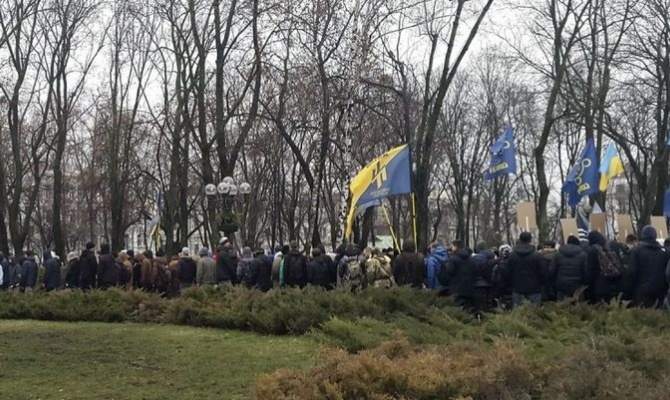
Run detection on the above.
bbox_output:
[79,242,98,290]
[283,241,308,288]
[505,232,547,307]
[471,241,496,311]
[307,247,331,289]
[444,240,477,311]
[216,243,238,285]
[43,250,62,291]
[177,247,198,290]
[550,236,588,300]
[20,251,38,293]
[97,243,118,290]
[626,226,670,308]
[392,240,425,288]
[586,231,622,303]
[253,250,273,292]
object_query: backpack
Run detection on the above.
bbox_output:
[343,258,365,289]
[437,259,450,286]
[243,260,256,287]
[595,245,624,278]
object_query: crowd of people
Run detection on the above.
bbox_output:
[1,227,670,313]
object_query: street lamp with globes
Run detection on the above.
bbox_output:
[204,177,252,242]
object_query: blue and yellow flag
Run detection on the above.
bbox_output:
[563,138,599,208]
[345,144,412,238]
[485,125,517,180]
[598,142,624,191]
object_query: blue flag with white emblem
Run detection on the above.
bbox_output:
[485,125,517,181]
[563,137,599,207]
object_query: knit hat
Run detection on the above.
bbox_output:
[219,237,229,245]
[641,225,657,242]
[199,247,209,257]
[67,252,78,263]
[567,236,581,246]
[181,247,190,257]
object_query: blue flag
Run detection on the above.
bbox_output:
[664,188,670,218]
[563,137,599,207]
[666,127,670,147]
[346,144,412,238]
[485,125,517,180]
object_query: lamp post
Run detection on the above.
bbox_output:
[204,177,251,244]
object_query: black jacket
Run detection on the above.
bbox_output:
[43,251,61,291]
[97,252,118,288]
[550,244,587,296]
[65,259,80,288]
[283,250,308,288]
[177,257,198,285]
[472,250,496,288]
[586,233,622,302]
[216,250,238,283]
[505,244,547,295]
[392,251,425,288]
[0,256,9,290]
[445,249,477,297]
[307,256,332,288]
[79,249,98,289]
[255,255,273,292]
[20,255,38,288]
[626,240,669,306]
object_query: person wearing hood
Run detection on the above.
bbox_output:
[237,247,256,287]
[253,249,273,292]
[506,232,547,307]
[626,226,669,308]
[472,241,497,311]
[283,241,308,288]
[43,250,62,291]
[425,242,448,291]
[443,240,477,311]
[65,252,80,289]
[196,247,217,286]
[586,231,623,304]
[493,244,513,310]
[20,251,38,294]
[79,242,98,290]
[96,244,118,289]
[177,247,197,290]
[392,240,425,288]
[550,236,588,300]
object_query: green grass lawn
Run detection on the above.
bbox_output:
[0,320,318,400]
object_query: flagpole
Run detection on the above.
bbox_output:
[411,193,418,252]
[381,202,401,253]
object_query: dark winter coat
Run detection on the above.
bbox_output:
[43,251,61,291]
[8,259,22,288]
[586,232,622,303]
[79,249,98,290]
[177,257,198,285]
[392,243,425,288]
[626,240,670,307]
[65,259,80,289]
[216,250,238,283]
[444,248,477,298]
[505,244,547,295]
[255,255,273,292]
[97,251,118,289]
[550,244,588,297]
[472,250,496,288]
[20,255,38,288]
[283,250,308,288]
[307,256,332,288]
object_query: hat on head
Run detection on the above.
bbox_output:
[181,247,190,257]
[641,225,657,242]
[219,237,229,245]
[86,242,95,250]
[67,252,78,263]
[567,235,581,246]
[199,247,209,257]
